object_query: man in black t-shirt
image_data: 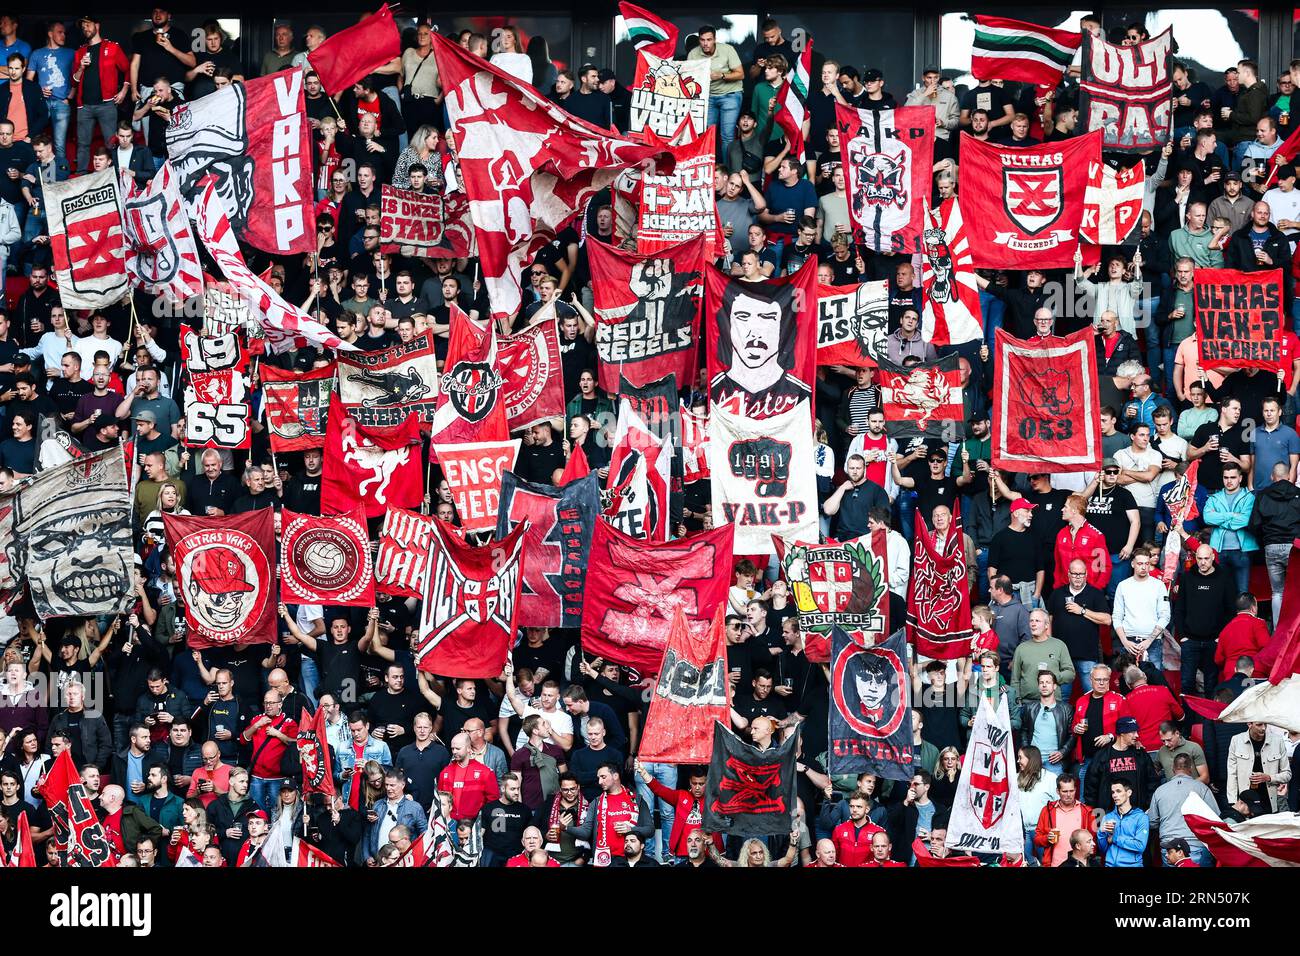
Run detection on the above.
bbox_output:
[1189,397,1252,493]
[129,10,196,97]
[987,499,1043,603]
[366,663,423,756]
[748,19,795,83]
[1045,560,1111,675]
[959,80,1014,132]
[437,679,496,744]
[733,670,789,725]
[892,448,968,528]
[1083,462,1141,562]
[516,424,566,486]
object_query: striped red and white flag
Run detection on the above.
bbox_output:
[1182,791,1300,867]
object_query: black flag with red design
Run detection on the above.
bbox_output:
[702,722,799,837]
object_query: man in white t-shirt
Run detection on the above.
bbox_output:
[503,664,574,751]
[1114,423,1163,543]
[1149,406,1188,497]
[1263,163,1300,241]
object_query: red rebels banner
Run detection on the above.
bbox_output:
[836,104,934,254]
[906,507,973,660]
[375,507,435,597]
[588,234,703,394]
[704,258,818,421]
[992,327,1102,474]
[639,606,731,764]
[816,280,890,368]
[637,129,722,261]
[279,507,375,607]
[321,404,424,519]
[260,364,333,452]
[432,439,521,534]
[1195,268,1286,371]
[379,184,473,259]
[497,319,565,431]
[165,509,278,648]
[431,305,507,443]
[581,520,733,675]
[960,131,1103,270]
[167,68,316,255]
[44,749,116,867]
[415,518,528,678]
[431,34,670,320]
[337,331,440,428]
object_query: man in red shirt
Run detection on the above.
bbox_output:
[239,689,299,815]
[1164,837,1200,867]
[634,760,722,860]
[505,826,559,867]
[438,731,500,821]
[1071,662,1128,798]
[1215,593,1270,675]
[1122,665,1183,753]
[830,794,884,866]
[862,830,905,867]
[1055,494,1112,590]
[71,15,131,174]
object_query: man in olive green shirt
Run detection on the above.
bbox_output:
[688,26,743,156]
[1011,609,1077,699]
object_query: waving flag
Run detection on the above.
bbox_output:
[44,168,128,310]
[921,198,983,346]
[703,723,800,837]
[306,6,401,96]
[44,749,117,867]
[121,161,203,303]
[1,812,36,867]
[432,305,506,443]
[837,105,934,255]
[970,15,1081,86]
[907,507,972,660]
[640,607,731,763]
[877,355,965,441]
[260,364,333,452]
[1182,791,1300,867]
[946,694,1022,854]
[433,34,671,320]
[167,510,278,648]
[619,2,678,58]
[1081,160,1145,246]
[497,317,565,430]
[1079,28,1174,153]
[321,404,424,519]
[297,706,337,798]
[774,40,813,161]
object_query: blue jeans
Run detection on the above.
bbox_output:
[47,98,71,161]
[634,761,676,862]
[250,775,288,814]
[897,491,918,543]
[709,91,742,159]
[980,291,1004,350]
[1076,660,1098,693]
[300,656,320,706]
[1076,756,1092,799]
[1180,639,1219,697]
[1218,549,1251,595]
[1106,555,1132,602]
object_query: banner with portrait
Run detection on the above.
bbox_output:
[628,51,710,142]
[816,280,889,368]
[828,627,915,781]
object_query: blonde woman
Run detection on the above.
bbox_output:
[489,27,532,85]
[709,831,800,867]
[931,747,961,808]
[143,480,189,549]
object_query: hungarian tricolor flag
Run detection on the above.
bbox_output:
[970,15,1081,87]
[306,6,402,96]
[432,34,672,320]
[619,2,678,58]
[906,507,972,660]
[297,706,336,798]
[774,40,813,161]
[44,749,117,867]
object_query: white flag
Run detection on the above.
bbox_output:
[946,692,1022,855]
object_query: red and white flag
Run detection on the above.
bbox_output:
[44,749,117,867]
[297,706,337,798]
[44,168,128,310]
[775,40,813,161]
[606,401,672,542]
[432,439,521,534]
[921,198,984,347]
[169,69,317,255]
[192,178,350,353]
[680,404,710,483]
[321,403,424,519]
[279,507,375,607]
[431,305,507,443]
[121,161,203,303]
[432,34,671,320]
[1081,160,1145,246]
[619,2,679,58]
[166,510,278,648]
[375,507,436,598]
[1182,791,1300,867]
[416,518,528,678]
[260,363,333,452]
[306,6,401,96]
[907,507,973,660]
[337,331,441,428]
[497,317,565,431]
[0,811,36,867]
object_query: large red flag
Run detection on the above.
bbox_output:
[166,509,278,648]
[431,305,507,444]
[907,507,972,660]
[991,327,1102,474]
[415,518,528,678]
[321,403,424,519]
[260,363,334,452]
[44,749,116,867]
[279,507,375,607]
[432,439,521,535]
[297,706,337,798]
[1,812,36,867]
[375,507,436,598]
[497,318,566,430]
[639,606,731,763]
[581,521,733,675]
[920,198,984,347]
[306,6,402,96]
[432,34,671,319]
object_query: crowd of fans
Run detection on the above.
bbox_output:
[0,8,1296,870]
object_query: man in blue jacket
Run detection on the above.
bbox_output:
[362,768,427,865]
[1204,463,1258,594]
[1098,780,1149,867]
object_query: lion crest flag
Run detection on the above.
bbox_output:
[321,404,424,519]
[166,509,278,648]
[946,694,1022,855]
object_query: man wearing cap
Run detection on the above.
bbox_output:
[1262,161,1300,243]
[986,499,1043,607]
[1080,458,1140,597]
[1084,715,1161,811]
[71,16,130,174]
[858,68,896,113]
[1208,169,1253,234]
[1163,837,1199,866]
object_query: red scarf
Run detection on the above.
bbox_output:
[593,789,636,865]
[348,741,366,810]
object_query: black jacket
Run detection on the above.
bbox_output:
[1096,330,1142,377]
[0,80,50,139]
[983,282,1049,338]
[46,709,113,772]
[1249,479,1300,545]
[1018,699,1073,762]
[1225,222,1294,306]
[110,144,155,189]
[1084,742,1162,811]
[210,794,257,864]
[1173,565,1237,641]
[886,799,950,863]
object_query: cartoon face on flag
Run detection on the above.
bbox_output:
[628,52,710,141]
[705,259,818,421]
[836,105,934,254]
[920,198,983,347]
[166,509,278,647]
[5,448,134,620]
[828,627,914,780]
